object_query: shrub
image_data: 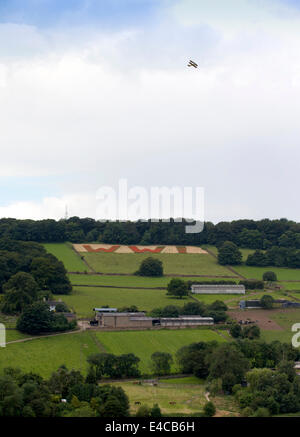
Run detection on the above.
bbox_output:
[166,278,189,299]
[135,257,163,277]
[263,271,278,282]
[218,241,242,265]
[203,401,216,417]
[260,295,275,309]
[239,279,264,290]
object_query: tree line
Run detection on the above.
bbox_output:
[1,217,300,249]
[0,239,74,334]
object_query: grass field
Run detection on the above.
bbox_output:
[111,380,207,416]
[43,243,90,272]
[205,246,300,281]
[112,379,239,416]
[193,289,291,308]
[67,274,224,288]
[63,287,195,318]
[260,309,300,343]
[280,282,300,291]
[261,330,294,343]
[83,252,235,276]
[193,294,244,307]
[6,330,31,342]
[95,329,226,373]
[0,332,99,377]
[231,265,300,281]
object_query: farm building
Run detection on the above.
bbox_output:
[96,312,152,329]
[191,284,245,295]
[160,316,214,327]
[94,308,118,314]
[95,311,214,329]
[240,300,262,309]
[44,299,64,311]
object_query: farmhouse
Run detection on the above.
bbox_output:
[45,299,63,312]
[191,284,245,295]
[95,311,214,329]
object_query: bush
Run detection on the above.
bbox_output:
[166,278,188,299]
[150,404,162,417]
[218,241,242,265]
[203,401,216,417]
[55,302,69,313]
[136,405,151,417]
[252,407,270,417]
[260,295,275,309]
[241,407,254,417]
[230,323,242,338]
[239,279,264,290]
[135,257,163,277]
[263,271,277,282]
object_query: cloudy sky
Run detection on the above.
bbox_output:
[1,0,300,223]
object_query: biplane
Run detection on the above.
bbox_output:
[188,60,198,68]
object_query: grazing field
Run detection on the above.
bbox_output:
[261,330,294,343]
[6,330,31,342]
[280,282,300,291]
[113,379,239,416]
[205,246,300,281]
[68,274,236,288]
[231,308,300,344]
[43,243,90,272]
[193,289,290,308]
[83,252,235,276]
[0,332,98,377]
[193,294,243,308]
[95,329,226,373]
[111,380,207,416]
[231,265,300,281]
[63,287,195,318]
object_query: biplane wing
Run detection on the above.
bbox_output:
[188,60,198,68]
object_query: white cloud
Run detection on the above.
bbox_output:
[1,2,300,222]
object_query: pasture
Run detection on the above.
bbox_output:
[68,274,216,288]
[95,329,226,373]
[43,243,90,272]
[232,265,300,281]
[113,379,239,416]
[0,332,98,377]
[83,252,235,276]
[111,380,207,416]
[63,287,195,318]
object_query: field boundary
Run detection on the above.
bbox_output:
[71,244,96,273]
[89,332,107,353]
[68,272,238,278]
[72,284,167,290]
[205,247,246,279]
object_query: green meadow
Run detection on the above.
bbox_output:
[0,332,99,377]
[95,329,225,373]
[43,243,90,272]
[83,252,235,276]
[232,265,300,281]
[63,286,195,318]
[260,309,300,343]
[68,274,219,288]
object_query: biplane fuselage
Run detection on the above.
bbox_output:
[188,60,198,68]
